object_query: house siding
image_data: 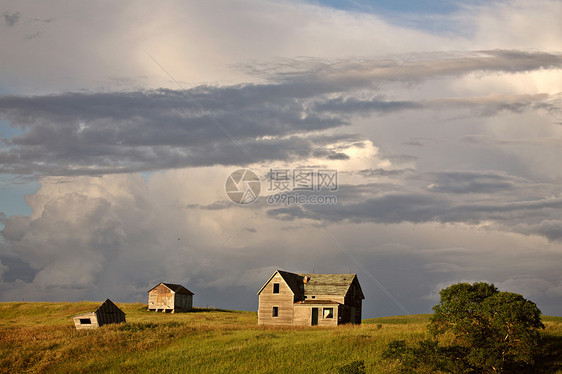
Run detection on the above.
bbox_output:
[293,304,339,326]
[341,279,363,324]
[148,283,175,311]
[174,294,193,312]
[258,273,294,325]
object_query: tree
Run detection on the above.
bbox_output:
[383,282,545,373]
[429,282,544,372]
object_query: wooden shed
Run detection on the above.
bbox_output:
[72,299,126,330]
[147,282,194,313]
[257,270,364,326]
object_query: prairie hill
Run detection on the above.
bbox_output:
[1,302,560,373]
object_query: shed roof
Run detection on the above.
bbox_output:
[95,299,126,315]
[148,282,194,295]
[71,299,125,318]
[72,311,96,319]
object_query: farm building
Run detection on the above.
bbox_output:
[257,270,364,326]
[147,282,194,313]
[72,299,126,330]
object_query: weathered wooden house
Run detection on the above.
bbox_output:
[257,270,364,326]
[72,299,126,330]
[147,282,194,313]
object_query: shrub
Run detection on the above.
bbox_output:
[337,360,366,374]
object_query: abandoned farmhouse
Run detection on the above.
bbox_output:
[72,299,126,330]
[147,282,194,313]
[257,270,364,326]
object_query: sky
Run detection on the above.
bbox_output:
[0,0,561,318]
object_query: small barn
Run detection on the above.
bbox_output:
[72,299,126,330]
[147,282,194,313]
[257,270,364,326]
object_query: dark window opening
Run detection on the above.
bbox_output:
[311,296,316,299]
[79,318,91,324]
[272,307,279,317]
[273,283,280,294]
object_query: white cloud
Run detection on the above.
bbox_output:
[2,0,560,94]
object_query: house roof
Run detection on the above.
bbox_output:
[298,273,358,297]
[148,282,194,295]
[258,270,364,299]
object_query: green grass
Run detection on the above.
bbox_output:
[0,302,560,373]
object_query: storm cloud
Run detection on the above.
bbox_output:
[1,50,560,177]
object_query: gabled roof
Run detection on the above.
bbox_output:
[258,270,364,299]
[148,282,194,295]
[257,270,304,295]
[278,270,306,295]
[95,299,126,315]
[72,299,125,318]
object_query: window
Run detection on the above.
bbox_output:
[323,308,334,319]
[311,296,316,299]
[272,307,279,317]
[79,318,91,324]
[273,283,280,294]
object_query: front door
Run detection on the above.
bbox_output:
[311,308,319,326]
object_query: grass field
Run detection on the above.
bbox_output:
[0,302,560,373]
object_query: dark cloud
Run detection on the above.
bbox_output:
[3,12,20,27]
[266,206,307,221]
[522,220,562,242]
[314,93,557,117]
[282,190,562,230]
[425,171,518,194]
[327,152,350,160]
[1,49,560,177]
[0,255,36,282]
[313,97,420,116]
[356,168,415,178]
[265,171,562,242]
[0,88,351,176]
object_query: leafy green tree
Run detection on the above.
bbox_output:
[383,282,545,373]
[429,282,544,372]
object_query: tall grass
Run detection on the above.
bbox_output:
[0,302,559,373]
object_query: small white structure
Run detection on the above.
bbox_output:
[72,299,126,330]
